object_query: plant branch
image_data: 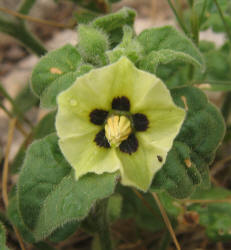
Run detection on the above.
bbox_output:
[213,0,231,44]
[0,16,46,56]
[152,192,181,250]
[199,0,208,26]
[0,84,33,128]
[0,6,76,29]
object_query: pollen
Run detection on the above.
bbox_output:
[105,115,132,147]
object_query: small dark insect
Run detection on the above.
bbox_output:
[157,155,163,162]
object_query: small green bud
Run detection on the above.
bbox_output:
[78,25,109,65]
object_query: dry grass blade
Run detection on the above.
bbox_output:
[0,6,76,29]
[1,118,27,250]
[151,192,181,250]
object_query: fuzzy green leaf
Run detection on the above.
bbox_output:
[18,134,71,231]
[13,84,39,115]
[11,111,56,174]
[92,7,136,47]
[139,49,202,74]
[151,86,225,198]
[33,173,117,241]
[189,187,231,241]
[40,64,93,109]
[107,25,143,64]
[7,195,35,243]
[137,26,204,69]
[48,222,79,243]
[18,134,118,241]
[31,44,81,97]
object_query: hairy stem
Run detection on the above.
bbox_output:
[95,199,113,250]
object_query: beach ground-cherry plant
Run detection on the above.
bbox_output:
[1,1,231,249]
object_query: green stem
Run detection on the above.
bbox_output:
[167,0,190,36]
[0,103,13,118]
[213,0,231,44]
[0,16,46,56]
[175,0,183,20]
[0,84,33,128]
[199,0,208,27]
[95,199,112,250]
[221,92,231,122]
[18,0,37,15]
[191,2,199,45]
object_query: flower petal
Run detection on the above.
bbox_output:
[116,134,166,191]
[56,91,98,138]
[131,75,185,151]
[141,107,185,145]
[57,57,172,117]
[58,132,121,179]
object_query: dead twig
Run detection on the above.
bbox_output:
[2,118,16,207]
[2,118,26,250]
[151,192,181,250]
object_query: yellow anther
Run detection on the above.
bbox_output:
[105,115,132,147]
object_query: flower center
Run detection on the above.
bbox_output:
[105,115,132,147]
